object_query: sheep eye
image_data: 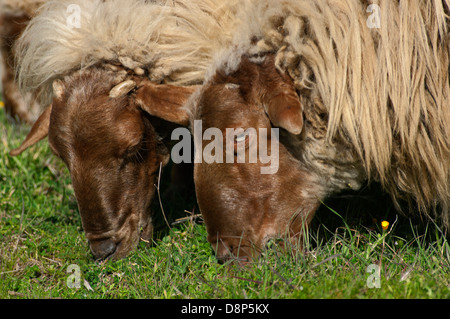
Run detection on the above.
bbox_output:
[122,137,144,159]
[234,131,249,144]
[233,130,251,156]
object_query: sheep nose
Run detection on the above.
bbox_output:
[90,239,117,260]
[215,242,250,265]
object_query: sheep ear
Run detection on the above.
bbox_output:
[10,104,52,156]
[257,56,303,135]
[263,89,303,135]
[134,80,198,126]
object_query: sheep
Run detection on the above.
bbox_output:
[147,0,450,262]
[0,0,44,123]
[10,0,243,260]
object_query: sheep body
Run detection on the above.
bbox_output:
[211,0,450,225]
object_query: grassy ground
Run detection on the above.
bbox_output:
[0,103,449,299]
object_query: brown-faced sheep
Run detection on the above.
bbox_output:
[148,0,450,262]
[10,0,242,260]
[0,0,44,123]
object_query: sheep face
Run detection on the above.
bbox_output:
[193,93,318,262]
[188,56,321,262]
[50,72,168,261]
[10,67,196,260]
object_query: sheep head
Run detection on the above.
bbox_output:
[192,55,318,263]
[10,67,197,260]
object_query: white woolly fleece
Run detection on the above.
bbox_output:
[15,0,244,105]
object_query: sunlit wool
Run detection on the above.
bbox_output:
[207,0,450,225]
[15,0,245,106]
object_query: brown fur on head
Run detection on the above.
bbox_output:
[230,55,304,135]
[10,67,197,260]
[193,56,320,262]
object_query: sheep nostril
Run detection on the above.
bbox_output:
[217,256,227,265]
[90,239,117,260]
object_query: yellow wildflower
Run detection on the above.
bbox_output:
[381,220,389,231]
[0,101,4,108]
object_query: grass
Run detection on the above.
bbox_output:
[0,103,449,299]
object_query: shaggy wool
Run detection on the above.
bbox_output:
[207,0,450,225]
[15,0,244,106]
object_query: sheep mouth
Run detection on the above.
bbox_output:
[85,209,153,260]
[94,241,120,262]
